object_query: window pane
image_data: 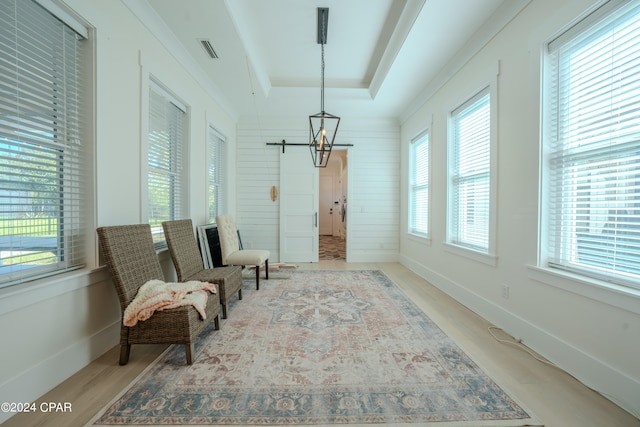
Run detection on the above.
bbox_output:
[409,133,429,236]
[207,126,226,223]
[0,0,87,287]
[544,1,640,289]
[147,84,184,245]
[449,90,491,252]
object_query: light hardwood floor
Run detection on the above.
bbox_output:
[4,262,639,427]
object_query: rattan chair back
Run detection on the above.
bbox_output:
[161,219,203,281]
[163,219,243,319]
[97,224,164,312]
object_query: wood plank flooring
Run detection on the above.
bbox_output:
[319,235,346,260]
[4,262,639,427]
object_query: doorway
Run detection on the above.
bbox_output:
[319,150,347,260]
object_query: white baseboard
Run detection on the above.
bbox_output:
[399,254,640,418]
[0,321,119,424]
[347,252,399,263]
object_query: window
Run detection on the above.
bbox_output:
[448,88,493,254]
[409,131,429,237]
[147,81,187,246]
[0,0,89,287]
[542,0,640,290]
[207,126,226,223]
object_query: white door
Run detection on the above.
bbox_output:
[319,175,334,235]
[280,148,319,262]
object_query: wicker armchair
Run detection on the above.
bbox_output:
[97,224,220,365]
[162,219,243,319]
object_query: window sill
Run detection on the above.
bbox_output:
[527,265,640,315]
[0,267,110,316]
[444,242,497,266]
[408,233,431,245]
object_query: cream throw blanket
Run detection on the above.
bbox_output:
[123,279,217,327]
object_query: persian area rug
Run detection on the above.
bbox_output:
[90,270,542,426]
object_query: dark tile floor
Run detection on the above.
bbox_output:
[319,235,346,260]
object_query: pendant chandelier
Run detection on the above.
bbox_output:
[309,7,340,168]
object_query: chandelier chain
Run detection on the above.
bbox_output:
[320,18,326,113]
[308,7,341,168]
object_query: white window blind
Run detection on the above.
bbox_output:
[409,131,429,237]
[0,0,88,287]
[449,89,491,252]
[544,0,640,289]
[147,82,185,246]
[207,126,226,223]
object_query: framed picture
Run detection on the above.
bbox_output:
[196,223,219,269]
[196,223,243,269]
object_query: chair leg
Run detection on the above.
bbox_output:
[238,288,243,300]
[255,265,260,290]
[214,314,220,330]
[119,343,131,365]
[185,343,195,365]
[265,259,269,280]
[221,303,228,319]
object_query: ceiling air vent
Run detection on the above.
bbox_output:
[199,39,219,59]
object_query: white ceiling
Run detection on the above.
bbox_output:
[135,0,524,121]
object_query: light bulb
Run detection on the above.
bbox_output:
[319,127,326,150]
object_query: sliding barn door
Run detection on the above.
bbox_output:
[279,148,318,262]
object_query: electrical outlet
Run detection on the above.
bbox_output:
[501,284,510,299]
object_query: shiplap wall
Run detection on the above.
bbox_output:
[235,122,287,259]
[236,118,400,262]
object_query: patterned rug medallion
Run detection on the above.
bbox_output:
[90,270,541,426]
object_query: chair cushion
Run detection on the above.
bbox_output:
[226,249,269,266]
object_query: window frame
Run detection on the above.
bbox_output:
[446,81,498,265]
[0,0,93,288]
[408,128,431,239]
[206,125,227,223]
[540,0,640,291]
[142,78,189,248]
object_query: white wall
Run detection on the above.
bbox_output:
[399,0,640,416]
[236,117,400,263]
[0,1,236,422]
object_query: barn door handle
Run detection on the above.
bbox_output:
[315,212,318,227]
